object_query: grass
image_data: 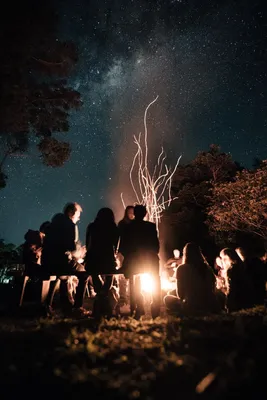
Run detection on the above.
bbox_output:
[0,305,267,399]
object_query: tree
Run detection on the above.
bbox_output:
[192,144,242,184]
[161,145,241,260]
[0,0,82,188]
[0,239,22,266]
[207,161,267,243]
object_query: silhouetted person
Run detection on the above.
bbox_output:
[119,204,161,319]
[42,202,89,316]
[220,247,253,312]
[161,249,182,296]
[164,249,182,279]
[22,221,51,278]
[235,247,246,262]
[39,221,51,240]
[118,205,135,237]
[164,242,218,316]
[117,205,134,307]
[236,246,266,306]
[85,207,119,318]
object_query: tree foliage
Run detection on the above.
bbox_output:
[207,161,267,242]
[161,145,241,259]
[171,144,240,207]
[38,138,71,168]
[0,239,22,266]
[0,0,82,188]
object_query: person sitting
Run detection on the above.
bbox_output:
[163,249,182,296]
[164,242,219,316]
[39,221,51,242]
[235,246,266,306]
[165,249,182,274]
[22,221,51,279]
[220,247,253,312]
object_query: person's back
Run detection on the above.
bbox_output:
[23,229,43,276]
[85,208,119,318]
[42,213,76,274]
[85,218,119,274]
[119,205,160,318]
[227,263,253,311]
[176,262,216,314]
[124,219,159,252]
[164,242,218,316]
[120,218,159,275]
[221,248,253,312]
[23,230,42,262]
[245,256,266,306]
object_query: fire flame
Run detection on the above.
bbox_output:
[140,273,176,294]
[140,273,155,293]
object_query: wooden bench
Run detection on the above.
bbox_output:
[19,275,58,307]
[18,269,162,309]
[18,271,125,307]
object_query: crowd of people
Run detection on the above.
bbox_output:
[22,202,161,318]
[22,201,267,319]
[163,243,266,315]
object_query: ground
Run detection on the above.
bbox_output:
[0,300,267,399]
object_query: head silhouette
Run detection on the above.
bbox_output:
[63,202,82,224]
[220,247,243,270]
[123,205,134,222]
[182,242,207,265]
[95,207,115,225]
[39,221,51,235]
[182,242,210,276]
[134,205,147,221]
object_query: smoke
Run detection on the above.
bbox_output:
[100,47,180,218]
[84,26,225,220]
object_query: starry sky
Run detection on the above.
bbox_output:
[0,0,266,245]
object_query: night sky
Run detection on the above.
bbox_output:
[0,0,266,245]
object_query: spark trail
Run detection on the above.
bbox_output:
[121,95,182,233]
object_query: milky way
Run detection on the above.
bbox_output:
[0,0,266,244]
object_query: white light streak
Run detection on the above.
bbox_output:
[121,95,182,232]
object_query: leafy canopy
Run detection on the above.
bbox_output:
[208,161,267,241]
[161,145,240,256]
[0,0,82,188]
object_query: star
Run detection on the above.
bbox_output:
[0,0,266,245]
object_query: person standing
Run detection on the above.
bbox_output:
[85,207,119,318]
[116,205,135,308]
[41,202,89,316]
[118,205,135,237]
[118,204,161,319]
